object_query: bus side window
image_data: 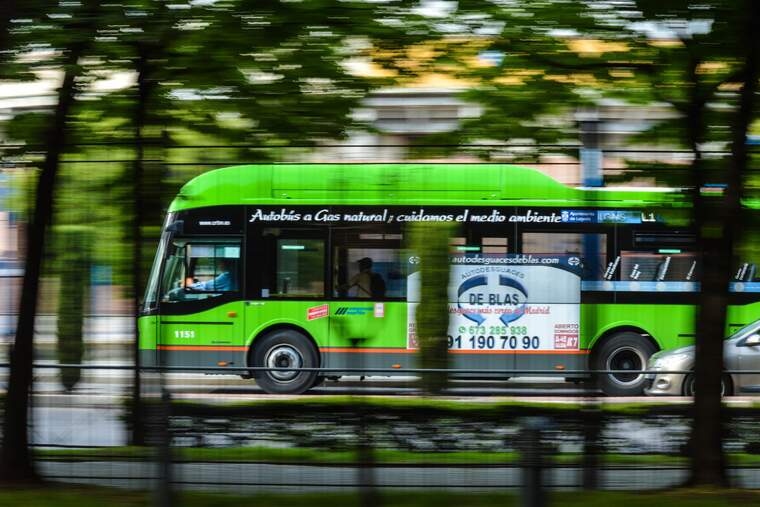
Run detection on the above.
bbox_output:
[620,251,698,281]
[521,232,607,280]
[733,233,760,281]
[735,262,757,282]
[333,229,406,300]
[449,236,508,255]
[261,232,325,298]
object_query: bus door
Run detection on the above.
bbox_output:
[249,226,330,359]
[328,225,410,371]
[157,238,245,369]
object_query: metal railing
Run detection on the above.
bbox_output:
[2,362,760,505]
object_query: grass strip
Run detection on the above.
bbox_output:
[37,446,760,466]
[163,395,760,416]
[2,485,760,507]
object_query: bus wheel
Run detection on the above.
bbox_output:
[251,330,319,394]
[594,332,657,397]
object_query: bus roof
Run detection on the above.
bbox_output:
[168,164,690,212]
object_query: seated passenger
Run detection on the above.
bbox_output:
[348,257,385,299]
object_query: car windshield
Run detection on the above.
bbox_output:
[728,319,760,341]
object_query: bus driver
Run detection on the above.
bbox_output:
[186,257,238,292]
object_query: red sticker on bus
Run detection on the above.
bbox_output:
[554,323,579,349]
[307,305,329,321]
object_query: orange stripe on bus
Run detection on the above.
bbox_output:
[156,346,590,355]
[451,349,590,355]
[157,345,248,351]
[320,347,410,354]
[320,348,589,355]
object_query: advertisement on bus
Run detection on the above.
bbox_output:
[406,255,581,352]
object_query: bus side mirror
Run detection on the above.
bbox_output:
[166,220,184,233]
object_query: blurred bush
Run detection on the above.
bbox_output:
[410,221,457,395]
[54,226,91,391]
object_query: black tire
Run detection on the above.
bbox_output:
[594,332,658,396]
[251,329,319,394]
[682,373,733,397]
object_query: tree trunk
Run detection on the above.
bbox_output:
[129,43,152,446]
[688,0,760,482]
[690,182,730,487]
[0,43,86,485]
[0,0,15,59]
[686,46,728,485]
[690,187,730,483]
[0,0,99,483]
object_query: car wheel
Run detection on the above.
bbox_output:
[594,332,657,396]
[251,329,318,394]
[682,373,733,397]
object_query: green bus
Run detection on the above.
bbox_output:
[138,163,760,396]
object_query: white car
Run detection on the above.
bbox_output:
[645,319,760,396]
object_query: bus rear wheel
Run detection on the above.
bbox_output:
[594,332,657,397]
[251,330,319,394]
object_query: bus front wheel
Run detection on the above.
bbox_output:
[594,332,657,397]
[251,330,319,394]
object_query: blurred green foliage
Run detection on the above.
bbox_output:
[1,1,758,318]
[410,221,456,394]
[2,1,758,284]
[54,226,90,391]
[412,1,758,187]
[0,0,427,287]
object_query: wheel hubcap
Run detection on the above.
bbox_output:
[606,346,646,386]
[686,377,726,396]
[265,345,303,382]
